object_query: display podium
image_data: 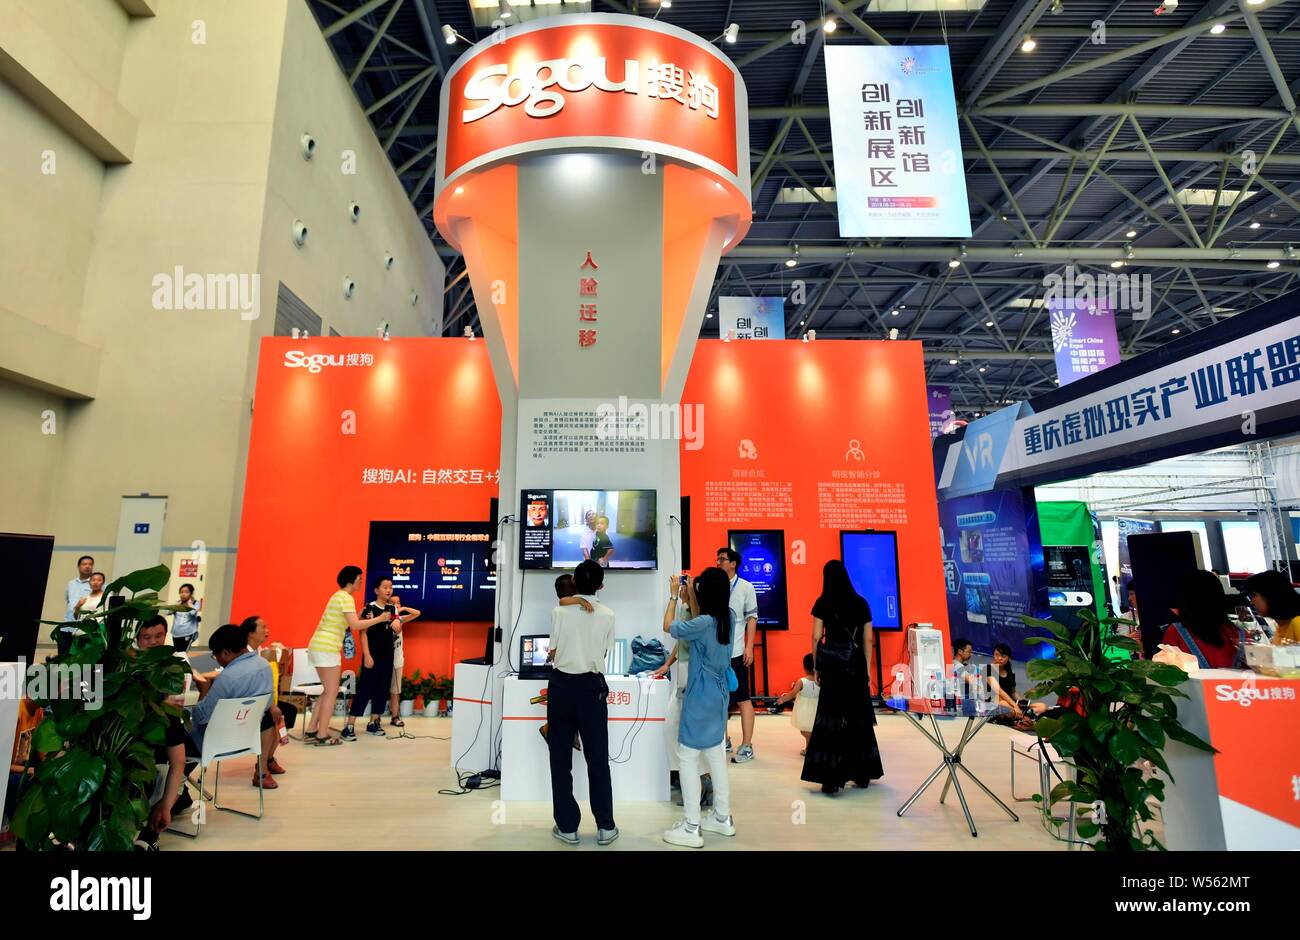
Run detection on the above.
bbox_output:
[500,675,669,802]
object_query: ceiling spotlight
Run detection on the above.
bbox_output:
[890,308,899,317]
[1249,221,1261,230]
[1013,246,1024,258]
[1172,328,1182,335]
[498,0,513,19]
[985,320,994,327]
[706,312,714,319]
[463,326,475,340]
[978,366,987,373]
[1054,378,1061,385]
[786,246,799,268]
[1110,259,1125,268]
[888,328,900,340]
[1287,245,1298,259]
[1267,260,1281,269]
[1125,229,1137,238]
[725,23,740,44]
[1124,243,1135,260]
[1050,0,1064,13]
[824,18,837,33]
[948,258,961,269]
[1210,22,1226,35]
[1021,35,1037,53]
[441,24,456,44]
[661,0,671,6]
[948,358,959,365]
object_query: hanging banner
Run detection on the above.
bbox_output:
[824,44,971,239]
[1050,296,1122,386]
[928,385,954,438]
[718,296,784,340]
[1117,517,1158,599]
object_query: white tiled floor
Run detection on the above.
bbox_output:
[163,711,1071,851]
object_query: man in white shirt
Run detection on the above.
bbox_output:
[717,547,759,763]
[60,555,95,655]
[546,559,617,847]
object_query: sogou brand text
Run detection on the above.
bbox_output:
[282,350,375,373]
[463,58,640,122]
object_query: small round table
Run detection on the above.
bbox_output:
[884,698,1020,837]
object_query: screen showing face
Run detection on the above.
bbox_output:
[366,521,497,622]
[840,531,903,630]
[519,490,657,570]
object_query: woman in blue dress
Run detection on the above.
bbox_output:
[661,566,736,848]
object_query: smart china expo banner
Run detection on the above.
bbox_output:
[824,44,971,239]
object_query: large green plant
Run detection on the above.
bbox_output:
[13,565,190,851]
[1020,609,1216,851]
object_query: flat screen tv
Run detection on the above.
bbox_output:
[366,521,497,621]
[519,489,657,570]
[728,529,789,631]
[840,530,903,630]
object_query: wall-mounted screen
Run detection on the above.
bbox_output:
[728,529,789,631]
[519,489,657,570]
[840,530,903,631]
[366,521,497,621]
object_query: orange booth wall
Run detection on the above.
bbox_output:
[231,337,947,686]
[230,338,501,681]
[679,340,950,693]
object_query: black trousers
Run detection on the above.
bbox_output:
[349,660,393,719]
[173,635,194,653]
[546,670,615,833]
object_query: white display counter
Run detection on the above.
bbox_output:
[501,675,670,802]
[449,661,495,775]
[0,663,21,826]
[1162,669,1300,850]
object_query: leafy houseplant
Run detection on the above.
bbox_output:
[420,675,440,717]
[406,669,426,711]
[1020,609,1217,851]
[14,565,190,851]
[398,671,416,717]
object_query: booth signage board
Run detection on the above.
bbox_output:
[435,15,748,198]
[938,404,1025,499]
[1049,297,1121,386]
[719,296,784,340]
[936,294,1300,494]
[927,384,953,439]
[824,44,971,239]
[938,487,1049,659]
[728,529,789,630]
[1117,517,1157,596]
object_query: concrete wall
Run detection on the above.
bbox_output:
[0,0,445,639]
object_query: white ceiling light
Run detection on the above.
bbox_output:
[1110,259,1124,268]
[1267,260,1281,269]
[1172,328,1181,335]
[725,23,740,43]
[1125,229,1137,238]
[978,366,986,373]
[824,18,837,33]
[1249,221,1261,230]
[785,245,799,268]
[948,258,961,269]
[985,320,994,327]
[498,0,513,19]
[888,327,900,340]
[661,0,671,7]
[1020,35,1037,53]
[948,358,959,365]
[442,24,456,44]
[1210,22,1226,35]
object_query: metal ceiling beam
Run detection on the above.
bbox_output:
[735,0,870,68]
[321,0,393,38]
[963,0,1052,101]
[347,0,404,85]
[825,0,890,46]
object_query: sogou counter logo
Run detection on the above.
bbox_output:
[283,351,376,373]
[461,58,720,124]
[1215,683,1269,707]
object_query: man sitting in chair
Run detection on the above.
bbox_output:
[135,616,195,850]
[190,624,275,786]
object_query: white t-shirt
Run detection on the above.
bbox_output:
[579,525,596,556]
[549,595,615,674]
[728,576,759,658]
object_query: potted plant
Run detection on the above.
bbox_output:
[407,669,425,712]
[421,676,440,718]
[13,565,191,851]
[398,671,417,717]
[1019,609,1217,851]
[435,676,455,716]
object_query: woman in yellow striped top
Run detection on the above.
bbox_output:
[306,565,391,745]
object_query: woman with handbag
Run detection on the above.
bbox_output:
[801,559,883,794]
[660,566,736,847]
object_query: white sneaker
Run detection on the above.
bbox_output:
[662,818,704,848]
[700,810,736,837]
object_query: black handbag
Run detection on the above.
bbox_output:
[816,619,859,669]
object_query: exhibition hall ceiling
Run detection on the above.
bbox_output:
[310,0,1300,413]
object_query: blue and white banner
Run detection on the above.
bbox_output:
[719,296,784,340]
[824,44,971,239]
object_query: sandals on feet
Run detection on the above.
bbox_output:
[390,717,405,727]
[311,734,343,746]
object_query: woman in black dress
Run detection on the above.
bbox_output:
[801,559,883,794]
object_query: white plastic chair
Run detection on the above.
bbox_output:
[288,648,324,739]
[197,694,270,820]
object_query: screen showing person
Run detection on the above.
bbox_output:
[527,498,549,527]
[520,489,658,569]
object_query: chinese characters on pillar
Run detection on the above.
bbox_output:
[579,250,599,348]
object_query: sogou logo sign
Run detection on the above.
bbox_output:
[1215,683,1268,707]
[283,351,376,373]
[463,58,639,122]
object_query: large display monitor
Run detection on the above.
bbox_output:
[840,530,903,630]
[366,521,497,621]
[519,489,658,570]
[728,529,789,631]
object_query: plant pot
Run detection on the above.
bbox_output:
[423,700,441,718]
[412,696,424,712]
[399,699,414,717]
